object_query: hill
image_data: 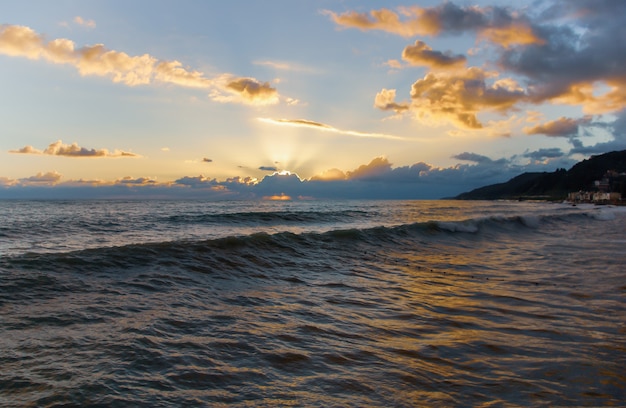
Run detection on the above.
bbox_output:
[455,150,626,200]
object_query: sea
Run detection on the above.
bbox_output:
[0,199,624,407]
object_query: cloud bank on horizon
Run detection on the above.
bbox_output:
[1,1,626,199]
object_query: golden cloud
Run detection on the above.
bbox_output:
[0,24,278,104]
[478,23,544,48]
[523,116,591,137]
[374,89,410,114]
[326,5,544,47]
[376,68,526,129]
[549,82,626,115]
[401,40,466,69]
[20,171,63,185]
[10,140,140,158]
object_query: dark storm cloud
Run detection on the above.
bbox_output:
[498,1,626,111]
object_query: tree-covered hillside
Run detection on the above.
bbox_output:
[455,150,626,200]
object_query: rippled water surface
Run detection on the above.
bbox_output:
[1,200,625,406]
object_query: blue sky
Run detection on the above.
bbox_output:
[1,0,625,199]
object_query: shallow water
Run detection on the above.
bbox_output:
[1,200,625,406]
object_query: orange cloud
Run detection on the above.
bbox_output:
[376,68,526,129]
[309,168,346,181]
[326,4,544,47]
[10,140,140,158]
[523,116,591,137]
[374,89,410,114]
[549,82,626,115]
[20,171,63,186]
[325,8,430,37]
[479,23,544,48]
[208,75,279,106]
[401,40,466,69]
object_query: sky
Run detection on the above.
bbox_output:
[1,0,625,199]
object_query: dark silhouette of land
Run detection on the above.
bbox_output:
[455,150,626,201]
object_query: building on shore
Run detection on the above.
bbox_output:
[567,170,625,204]
[568,191,622,204]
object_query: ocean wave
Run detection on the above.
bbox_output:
[1,209,614,274]
[164,209,372,225]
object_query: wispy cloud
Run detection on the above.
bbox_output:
[253,59,319,74]
[324,4,543,47]
[0,24,279,105]
[73,16,96,29]
[10,140,140,158]
[258,118,408,141]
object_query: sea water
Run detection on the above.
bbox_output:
[1,199,624,406]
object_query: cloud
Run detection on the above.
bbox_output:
[209,75,279,106]
[0,150,585,199]
[20,171,62,185]
[376,68,525,129]
[330,1,626,135]
[154,60,212,88]
[345,157,392,181]
[523,116,591,137]
[401,40,466,69]
[259,117,407,141]
[73,16,96,29]
[523,148,565,161]
[568,109,626,154]
[309,168,346,181]
[325,4,544,47]
[116,176,157,186]
[0,177,18,187]
[497,1,626,113]
[174,175,219,188]
[453,152,494,164]
[0,24,278,105]
[259,166,278,172]
[202,158,213,163]
[10,140,139,158]
[253,60,318,74]
[374,89,410,114]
